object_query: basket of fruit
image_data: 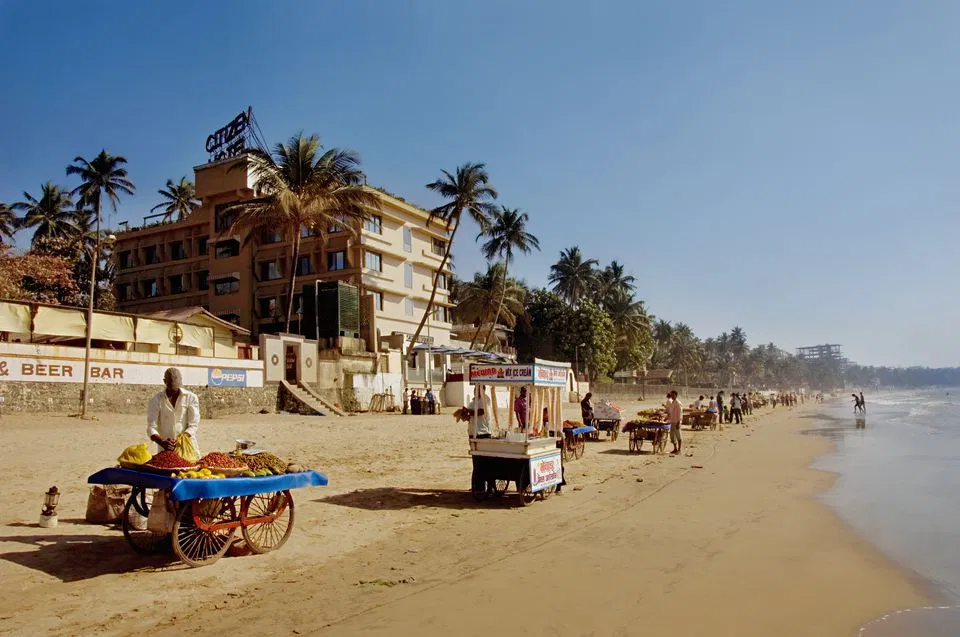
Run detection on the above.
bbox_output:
[141,450,199,474]
[198,452,248,477]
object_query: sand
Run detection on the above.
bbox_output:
[0,398,931,636]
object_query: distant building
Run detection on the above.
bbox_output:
[113,154,454,351]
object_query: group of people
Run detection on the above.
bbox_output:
[771,392,800,408]
[402,388,438,415]
[851,391,866,414]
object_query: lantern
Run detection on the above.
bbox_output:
[39,486,60,528]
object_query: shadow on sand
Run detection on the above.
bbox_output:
[316,487,525,511]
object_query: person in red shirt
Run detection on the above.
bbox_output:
[514,386,529,432]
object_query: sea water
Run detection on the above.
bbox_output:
[807,389,960,636]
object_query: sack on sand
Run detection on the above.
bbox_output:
[147,490,175,534]
[174,433,199,464]
[85,485,129,524]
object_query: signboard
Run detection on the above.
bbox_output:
[208,368,247,387]
[469,364,534,384]
[534,364,568,387]
[529,452,563,493]
[206,107,252,162]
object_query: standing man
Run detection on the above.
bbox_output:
[666,390,683,455]
[580,392,594,426]
[730,393,743,424]
[147,368,200,454]
[467,385,492,439]
[514,386,529,432]
[426,388,436,415]
[859,391,866,414]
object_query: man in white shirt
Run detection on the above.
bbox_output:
[666,390,683,455]
[467,385,492,439]
[147,368,201,454]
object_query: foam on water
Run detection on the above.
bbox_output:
[808,389,960,636]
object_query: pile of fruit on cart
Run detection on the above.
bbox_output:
[636,408,666,421]
[117,440,305,479]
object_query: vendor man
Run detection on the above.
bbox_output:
[514,386,529,432]
[466,385,492,439]
[147,367,201,454]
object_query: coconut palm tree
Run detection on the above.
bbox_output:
[455,263,526,352]
[13,182,76,245]
[670,322,702,387]
[0,202,17,242]
[151,177,199,222]
[408,163,498,352]
[225,132,378,332]
[595,260,635,307]
[605,289,653,370]
[548,246,597,306]
[476,207,539,349]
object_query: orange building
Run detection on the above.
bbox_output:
[113,154,454,350]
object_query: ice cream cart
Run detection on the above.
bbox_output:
[466,361,569,506]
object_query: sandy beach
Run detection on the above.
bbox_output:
[0,399,931,636]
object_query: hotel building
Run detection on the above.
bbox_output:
[113,154,454,352]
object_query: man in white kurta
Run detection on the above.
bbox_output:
[147,368,201,454]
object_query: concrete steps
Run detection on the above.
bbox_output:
[297,382,346,417]
[279,380,329,416]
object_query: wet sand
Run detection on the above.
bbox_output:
[0,399,931,636]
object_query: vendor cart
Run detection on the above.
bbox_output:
[590,400,622,441]
[684,411,715,431]
[562,424,596,460]
[87,468,328,568]
[622,421,670,454]
[465,360,570,506]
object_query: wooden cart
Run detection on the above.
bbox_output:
[88,467,328,568]
[562,425,596,460]
[622,421,670,454]
[590,400,622,441]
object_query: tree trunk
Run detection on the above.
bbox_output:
[79,198,101,417]
[284,230,302,333]
[408,217,459,358]
[480,260,508,350]
[466,284,491,350]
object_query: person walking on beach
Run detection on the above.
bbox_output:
[859,391,866,414]
[730,393,743,424]
[666,390,683,454]
[707,395,720,430]
[717,391,725,424]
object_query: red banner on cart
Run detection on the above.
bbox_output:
[529,451,563,493]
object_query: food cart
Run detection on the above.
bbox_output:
[87,467,328,568]
[467,361,569,506]
[590,400,622,440]
[622,421,670,454]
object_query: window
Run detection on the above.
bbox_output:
[296,255,312,276]
[117,283,131,301]
[364,215,382,234]
[403,227,412,253]
[215,239,239,259]
[293,293,303,314]
[168,274,185,294]
[369,291,383,311]
[260,261,282,281]
[170,241,187,260]
[434,306,451,323]
[260,297,279,317]
[218,313,240,325]
[432,238,446,256]
[404,263,413,288]
[197,236,208,256]
[364,251,382,272]
[328,251,346,271]
[215,204,238,233]
[142,279,159,298]
[437,273,448,290]
[261,228,282,244]
[328,224,343,234]
[118,251,131,269]
[197,270,209,291]
[301,225,313,238]
[144,245,159,265]
[405,298,414,316]
[214,279,240,296]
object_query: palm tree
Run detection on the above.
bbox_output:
[13,182,76,245]
[225,132,378,332]
[408,163,498,353]
[650,318,674,369]
[548,246,598,305]
[151,177,199,222]
[670,323,701,387]
[476,207,539,349]
[455,263,526,352]
[605,290,653,370]
[0,202,17,243]
[595,260,635,307]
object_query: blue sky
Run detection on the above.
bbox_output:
[1,1,958,367]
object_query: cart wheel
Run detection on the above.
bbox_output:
[574,435,585,459]
[121,491,167,555]
[241,491,295,554]
[471,470,487,501]
[172,497,237,567]
[518,482,537,507]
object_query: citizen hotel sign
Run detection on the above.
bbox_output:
[0,357,260,387]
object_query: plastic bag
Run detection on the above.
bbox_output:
[147,490,175,534]
[174,433,199,464]
[118,442,151,465]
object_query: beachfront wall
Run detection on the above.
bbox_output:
[590,383,739,401]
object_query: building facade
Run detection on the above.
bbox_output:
[113,154,454,351]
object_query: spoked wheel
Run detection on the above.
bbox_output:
[574,435,585,459]
[241,491,295,554]
[471,470,488,501]
[172,497,237,567]
[121,489,167,554]
[517,480,537,507]
[490,479,510,497]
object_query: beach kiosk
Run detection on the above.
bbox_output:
[467,361,568,506]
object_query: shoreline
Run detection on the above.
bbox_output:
[0,400,933,636]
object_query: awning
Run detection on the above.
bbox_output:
[209,271,241,282]
[0,302,32,333]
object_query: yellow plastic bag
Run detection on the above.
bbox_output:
[174,433,199,464]
[118,443,151,465]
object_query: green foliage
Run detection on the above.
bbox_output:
[514,289,572,363]
[563,300,617,381]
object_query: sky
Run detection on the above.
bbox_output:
[1,0,958,368]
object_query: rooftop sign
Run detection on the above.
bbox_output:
[206,107,252,163]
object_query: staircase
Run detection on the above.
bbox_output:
[279,380,329,416]
[297,382,346,417]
